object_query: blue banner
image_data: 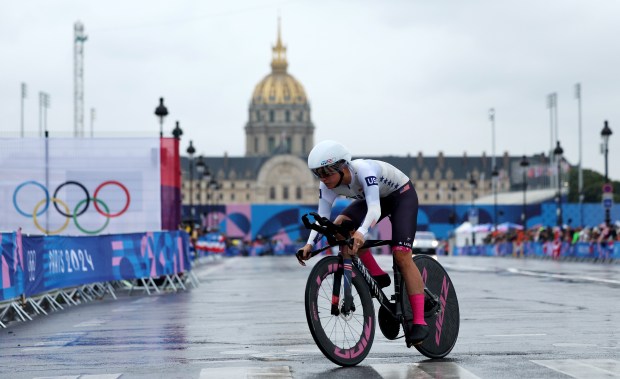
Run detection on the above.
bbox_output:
[0,232,25,301]
[456,241,619,260]
[2,230,191,299]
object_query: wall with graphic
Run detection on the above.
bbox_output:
[187,201,620,242]
[0,230,190,302]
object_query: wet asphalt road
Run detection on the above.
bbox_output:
[0,254,619,379]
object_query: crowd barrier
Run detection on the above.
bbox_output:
[0,230,196,328]
[455,241,620,261]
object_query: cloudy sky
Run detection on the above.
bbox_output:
[2,0,620,180]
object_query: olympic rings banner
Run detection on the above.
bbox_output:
[0,230,190,301]
[0,138,162,235]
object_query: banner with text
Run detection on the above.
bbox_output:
[0,230,190,301]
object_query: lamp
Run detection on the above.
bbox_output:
[469,173,477,245]
[186,140,196,226]
[601,120,613,226]
[553,141,564,227]
[154,97,168,138]
[520,155,529,228]
[492,167,499,231]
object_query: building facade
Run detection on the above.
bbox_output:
[181,25,559,210]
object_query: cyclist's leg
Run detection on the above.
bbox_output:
[390,183,428,345]
[336,207,390,286]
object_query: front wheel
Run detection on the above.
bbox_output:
[304,256,375,367]
[400,255,460,359]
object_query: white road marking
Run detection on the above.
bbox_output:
[532,359,620,378]
[484,333,547,337]
[372,362,482,379]
[74,318,108,328]
[33,375,122,379]
[553,343,598,348]
[199,365,292,379]
[220,349,262,355]
[507,268,620,285]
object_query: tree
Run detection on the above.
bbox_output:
[567,168,620,202]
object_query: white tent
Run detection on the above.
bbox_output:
[454,222,490,247]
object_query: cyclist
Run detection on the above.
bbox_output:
[298,140,428,346]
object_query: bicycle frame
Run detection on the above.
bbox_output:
[299,213,439,324]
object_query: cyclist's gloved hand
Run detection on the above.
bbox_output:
[351,231,365,254]
[296,244,313,266]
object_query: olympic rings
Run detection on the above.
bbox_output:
[13,181,49,217]
[93,180,130,217]
[33,198,71,235]
[13,180,131,235]
[73,198,110,235]
[53,181,90,217]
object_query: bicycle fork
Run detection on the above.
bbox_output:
[331,255,355,316]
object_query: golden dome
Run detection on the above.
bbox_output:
[252,21,308,105]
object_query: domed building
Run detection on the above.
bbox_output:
[245,26,314,157]
[183,24,318,207]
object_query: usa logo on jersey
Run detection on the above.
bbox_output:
[365,176,378,186]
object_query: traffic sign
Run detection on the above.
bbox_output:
[602,183,613,193]
[603,198,613,209]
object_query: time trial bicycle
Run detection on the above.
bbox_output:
[296,212,459,366]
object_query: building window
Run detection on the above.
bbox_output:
[255,111,261,121]
[268,137,275,152]
[286,137,292,153]
[231,193,235,201]
[246,182,251,189]
[254,137,259,152]
[460,193,464,200]
[436,182,440,189]
[297,111,303,121]
[436,193,440,200]
[246,193,250,200]
[231,182,235,189]
[283,186,289,200]
[270,187,276,200]
[424,182,428,189]
[296,186,302,199]
[269,110,275,122]
[285,110,290,122]
[424,193,428,200]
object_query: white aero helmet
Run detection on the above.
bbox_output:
[307,140,352,178]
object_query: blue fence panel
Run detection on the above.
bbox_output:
[0,232,24,301]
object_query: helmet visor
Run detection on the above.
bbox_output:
[311,160,346,179]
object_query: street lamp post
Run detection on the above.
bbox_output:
[155,97,168,138]
[204,166,212,230]
[450,183,457,229]
[520,155,530,228]
[195,155,206,230]
[601,120,613,227]
[469,173,477,245]
[492,167,499,231]
[553,141,564,227]
[209,179,220,230]
[186,140,196,226]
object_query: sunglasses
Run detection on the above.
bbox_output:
[311,160,345,179]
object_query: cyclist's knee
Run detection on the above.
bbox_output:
[392,246,412,263]
[334,215,351,225]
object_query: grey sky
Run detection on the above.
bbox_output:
[2,0,620,180]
